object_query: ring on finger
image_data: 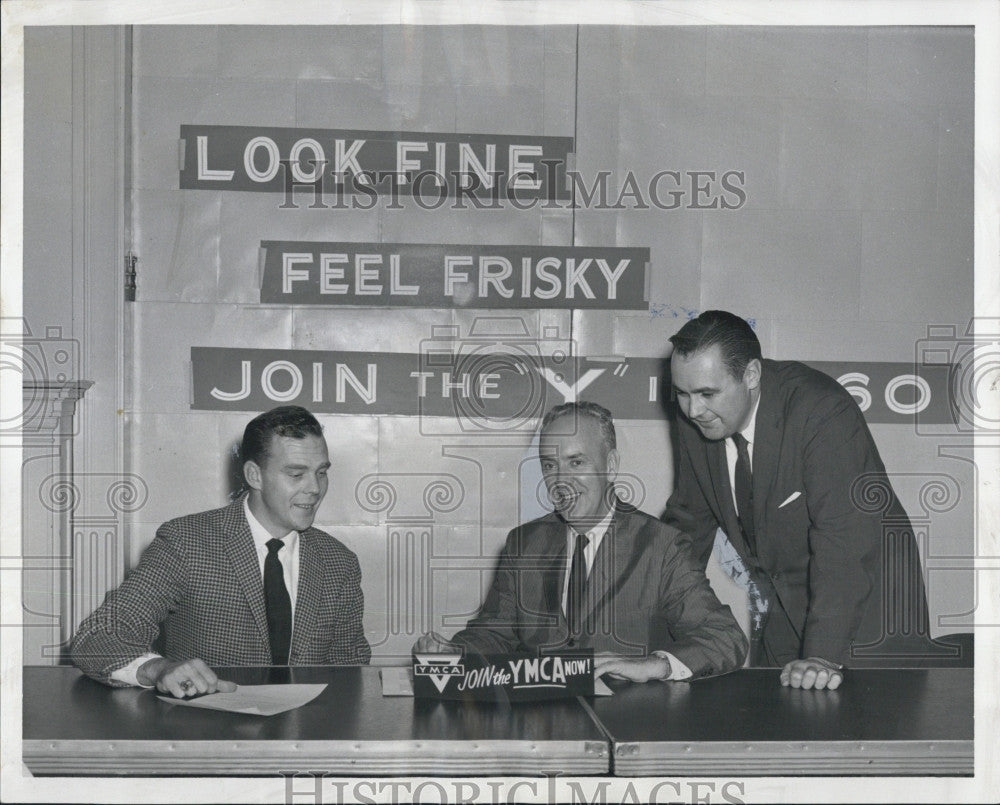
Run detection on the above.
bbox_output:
[181,680,193,691]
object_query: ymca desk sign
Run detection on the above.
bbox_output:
[413,651,596,701]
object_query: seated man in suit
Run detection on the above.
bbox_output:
[71,405,370,697]
[663,310,932,690]
[414,402,747,683]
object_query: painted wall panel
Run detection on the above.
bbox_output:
[706,27,869,100]
[23,28,75,335]
[867,27,975,106]
[701,210,862,319]
[860,211,973,322]
[134,26,220,78]
[132,190,222,302]
[133,302,296,412]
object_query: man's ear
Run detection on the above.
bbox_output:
[606,448,620,478]
[243,460,263,491]
[743,358,762,391]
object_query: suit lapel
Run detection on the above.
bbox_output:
[291,532,321,660]
[585,504,648,627]
[583,511,623,625]
[749,361,781,543]
[706,438,750,557]
[538,518,567,620]
[224,498,271,648]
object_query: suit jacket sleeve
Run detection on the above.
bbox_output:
[662,426,723,567]
[70,520,188,686]
[324,550,371,665]
[651,522,748,676]
[799,393,883,663]
[449,528,525,656]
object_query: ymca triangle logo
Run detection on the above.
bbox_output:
[414,653,465,693]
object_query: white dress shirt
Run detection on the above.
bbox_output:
[560,506,616,614]
[561,506,692,681]
[111,497,301,687]
[244,497,300,615]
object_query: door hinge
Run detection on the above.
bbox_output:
[124,252,138,301]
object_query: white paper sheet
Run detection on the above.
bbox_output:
[379,668,613,697]
[156,684,327,716]
[380,667,415,696]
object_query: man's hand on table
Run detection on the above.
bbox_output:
[138,657,237,697]
[594,653,672,683]
[780,657,843,690]
[412,631,460,654]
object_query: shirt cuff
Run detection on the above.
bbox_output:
[110,652,163,688]
[653,650,693,681]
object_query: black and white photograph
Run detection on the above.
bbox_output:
[1,1,997,803]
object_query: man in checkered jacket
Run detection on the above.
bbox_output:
[70,406,371,697]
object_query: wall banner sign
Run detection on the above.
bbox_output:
[191,347,956,425]
[180,125,574,201]
[259,241,649,309]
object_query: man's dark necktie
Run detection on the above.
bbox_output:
[264,538,292,665]
[566,532,589,636]
[733,433,757,556]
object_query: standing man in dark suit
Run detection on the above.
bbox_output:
[71,405,371,696]
[664,310,930,690]
[415,402,747,682]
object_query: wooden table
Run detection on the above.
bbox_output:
[22,666,973,777]
[22,665,610,776]
[587,668,973,776]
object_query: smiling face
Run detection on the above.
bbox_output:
[670,344,761,441]
[245,434,330,537]
[539,414,619,531]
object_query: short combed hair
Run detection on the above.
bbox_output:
[669,310,762,379]
[241,405,324,467]
[540,401,617,453]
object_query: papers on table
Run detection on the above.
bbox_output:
[157,684,326,716]
[380,667,613,697]
[381,667,415,696]
[596,677,617,696]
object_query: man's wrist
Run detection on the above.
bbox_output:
[136,657,166,687]
[644,652,672,681]
[657,653,672,681]
[801,655,844,670]
[110,652,164,687]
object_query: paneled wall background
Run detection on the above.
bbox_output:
[25,25,974,663]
